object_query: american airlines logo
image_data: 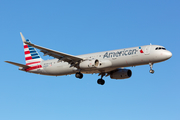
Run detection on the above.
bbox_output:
[139,47,144,53]
[103,49,138,58]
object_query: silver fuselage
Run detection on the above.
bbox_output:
[24,45,172,76]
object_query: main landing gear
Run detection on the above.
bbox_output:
[149,63,154,74]
[75,72,106,85]
[97,73,105,85]
[75,72,83,79]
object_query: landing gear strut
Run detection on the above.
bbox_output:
[75,72,83,79]
[149,63,154,74]
[97,73,105,85]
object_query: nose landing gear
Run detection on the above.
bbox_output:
[150,69,154,74]
[149,63,154,74]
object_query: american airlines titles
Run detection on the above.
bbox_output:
[103,49,138,58]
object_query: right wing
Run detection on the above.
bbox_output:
[20,32,83,67]
[5,61,30,68]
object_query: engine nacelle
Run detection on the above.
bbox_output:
[110,69,132,79]
[79,59,99,69]
[97,60,112,68]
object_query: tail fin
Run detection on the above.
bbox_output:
[20,32,43,67]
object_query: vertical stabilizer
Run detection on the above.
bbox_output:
[20,33,43,71]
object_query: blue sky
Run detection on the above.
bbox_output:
[0,0,179,120]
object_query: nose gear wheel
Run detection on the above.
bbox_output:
[149,63,155,74]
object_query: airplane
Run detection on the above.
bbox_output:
[5,32,172,85]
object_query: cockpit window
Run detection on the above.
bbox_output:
[155,47,166,50]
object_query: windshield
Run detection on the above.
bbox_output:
[155,47,166,50]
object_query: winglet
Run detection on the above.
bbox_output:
[20,32,26,43]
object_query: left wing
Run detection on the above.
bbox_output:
[20,32,83,66]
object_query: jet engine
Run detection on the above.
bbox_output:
[110,69,132,79]
[79,59,99,69]
[97,60,112,68]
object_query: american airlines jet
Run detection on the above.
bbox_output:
[5,33,172,85]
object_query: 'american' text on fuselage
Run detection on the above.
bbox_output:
[103,49,138,58]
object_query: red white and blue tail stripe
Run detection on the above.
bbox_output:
[23,39,43,71]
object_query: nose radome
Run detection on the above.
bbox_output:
[166,51,172,59]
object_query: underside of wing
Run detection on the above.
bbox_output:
[24,41,83,66]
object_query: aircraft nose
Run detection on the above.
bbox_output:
[165,51,172,59]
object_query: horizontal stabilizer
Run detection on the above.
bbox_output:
[5,61,30,68]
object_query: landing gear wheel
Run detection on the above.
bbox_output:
[75,72,83,79]
[149,69,154,74]
[149,63,154,74]
[97,79,105,85]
